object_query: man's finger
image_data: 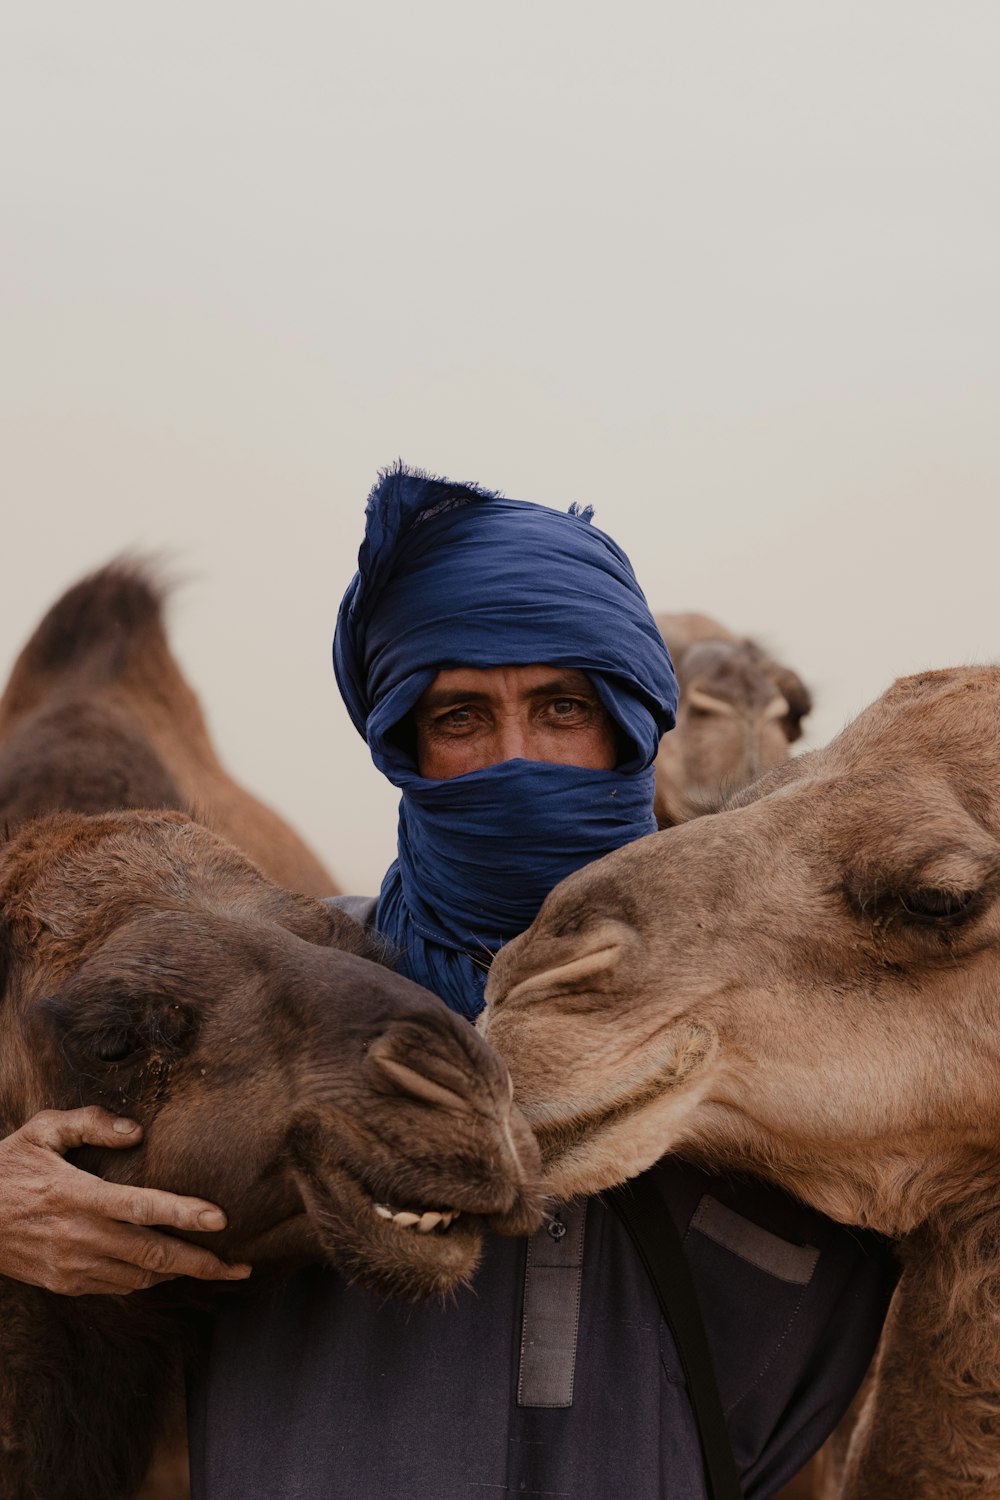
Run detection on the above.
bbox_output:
[52,1264,179,1297]
[88,1177,237,1238]
[105,1223,251,1282]
[98,1264,180,1294]
[19,1106,142,1153]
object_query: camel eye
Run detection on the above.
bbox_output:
[91,1028,143,1064]
[898,887,979,925]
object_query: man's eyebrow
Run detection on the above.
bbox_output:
[416,675,599,714]
[416,688,493,713]
[523,675,599,700]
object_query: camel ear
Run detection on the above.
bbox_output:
[768,664,813,743]
[655,612,738,664]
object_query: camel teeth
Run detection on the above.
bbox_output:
[372,1201,459,1231]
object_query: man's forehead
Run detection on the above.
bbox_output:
[417,664,596,708]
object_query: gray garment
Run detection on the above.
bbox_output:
[327,894,378,927]
[188,1164,893,1500]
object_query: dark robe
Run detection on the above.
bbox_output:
[188,1156,893,1500]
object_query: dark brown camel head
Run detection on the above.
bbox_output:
[654,611,812,825]
[0,811,542,1299]
[483,667,1000,1238]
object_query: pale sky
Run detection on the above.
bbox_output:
[2,3,998,894]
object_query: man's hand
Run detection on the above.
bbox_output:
[0,1106,252,1295]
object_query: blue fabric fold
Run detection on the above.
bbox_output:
[334,464,678,1019]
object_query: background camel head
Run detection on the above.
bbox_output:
[654,611,812,825]
[484,666,1000,1236]
[0,811,542,1299]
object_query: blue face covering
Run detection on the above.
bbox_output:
[334,465,679,1020]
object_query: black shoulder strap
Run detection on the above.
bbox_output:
[608,1175,744,1500]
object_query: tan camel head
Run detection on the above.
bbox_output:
[1,811,542,1299]
[654,612,811,825]
[484,667,1000,1236]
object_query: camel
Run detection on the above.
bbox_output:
[0,811,541,1500]
[0,567,543,1500]
[483,664,1000,1499]
[654,611,811,826]
[0,562,337,896]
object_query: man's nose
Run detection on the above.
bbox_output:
[494,715,532,763]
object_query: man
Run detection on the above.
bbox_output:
[187,466,893,1499]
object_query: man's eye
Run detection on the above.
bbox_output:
[439,707,475,728]
[551,698,584,717]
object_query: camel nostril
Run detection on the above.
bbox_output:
[371,1052,470,1112]
[497,941,625,1007]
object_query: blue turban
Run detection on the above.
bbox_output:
[334,464,678,1020]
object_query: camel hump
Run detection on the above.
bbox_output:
[889,664,1000,698]
[0,559,178,731]
[17,558,168,683]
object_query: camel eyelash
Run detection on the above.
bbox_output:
[843,880,983,930]
[894,887,983,926]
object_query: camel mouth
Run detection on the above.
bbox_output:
[282,1093,542,1296]
[333,1191,485,1299]
[303,1155,469,1242]
[287,1144,491,1298]
[250,1188,466,1242]
[498,1021,720,1198]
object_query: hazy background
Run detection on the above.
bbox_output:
[3,3,997,894]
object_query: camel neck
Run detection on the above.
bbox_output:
[844,1206,1000,1498]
